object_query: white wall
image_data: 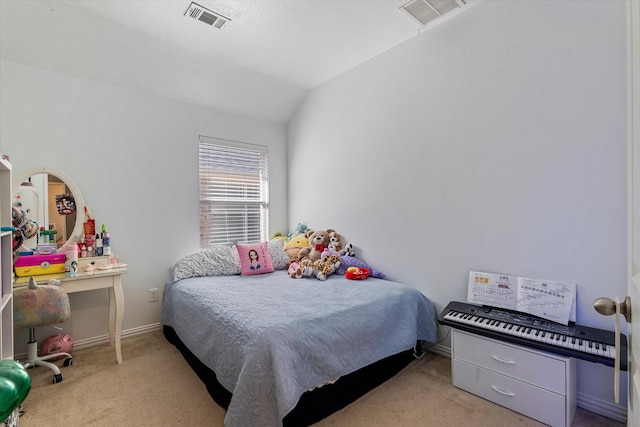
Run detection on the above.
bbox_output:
[0,1,291,350]
[0,59,288,349]
[288,0,628,418]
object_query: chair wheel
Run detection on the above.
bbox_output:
[52,373,63,384]
[63,357,73,367]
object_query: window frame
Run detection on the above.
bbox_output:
[198,136,269,248]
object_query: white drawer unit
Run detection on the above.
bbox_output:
[452,329,576,427]
[77,255,111,269]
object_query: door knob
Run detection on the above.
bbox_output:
[594,296,631,323]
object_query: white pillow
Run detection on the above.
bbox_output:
[171,245,240,281]
[268,239,290,270]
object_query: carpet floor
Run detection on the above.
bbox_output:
[17,330,623,426]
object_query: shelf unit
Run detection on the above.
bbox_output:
[0,156,14,360]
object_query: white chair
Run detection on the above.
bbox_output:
[13,277,73,383]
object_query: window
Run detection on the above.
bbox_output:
[199,136,269,248]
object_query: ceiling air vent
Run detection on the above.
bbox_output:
[185,2,230,29]
[400,0,476,28]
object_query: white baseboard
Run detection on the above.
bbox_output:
[426,343,627,423]
[576,391,627,424]
[427,342,451,359]
[71,322,163,351]
[14,323,164,359]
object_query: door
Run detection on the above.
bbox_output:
[629,1,640,425]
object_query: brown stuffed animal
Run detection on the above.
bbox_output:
[293,254,341,280]
[326,229,343,253]
[326,229,355,257]
[297,229,330,262]
[312,254,342,280]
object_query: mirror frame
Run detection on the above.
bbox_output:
[13,167,86,247]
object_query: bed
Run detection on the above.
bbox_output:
[162,244,438,427]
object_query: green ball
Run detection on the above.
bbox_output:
[0,361,31,422]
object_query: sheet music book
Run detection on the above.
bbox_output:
[467,271,576,325]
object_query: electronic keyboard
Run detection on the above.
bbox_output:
[438,301,627,370]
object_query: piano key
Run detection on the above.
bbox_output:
[438,303,626,370]
[578,341,589,354]
[472,320,610,357]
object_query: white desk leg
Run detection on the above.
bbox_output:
[107,276,124,364]
[113,277,124,364]
[108,287,115,347]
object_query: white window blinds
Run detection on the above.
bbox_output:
[199,137,269,248]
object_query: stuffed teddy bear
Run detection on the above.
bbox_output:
[326,228,355,257]
[292,253,341,280]
[296,229,330,262]
[326,229,343,253]
[312,254,342,280]
[284,234,310,261]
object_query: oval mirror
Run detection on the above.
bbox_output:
[13,167,85,249]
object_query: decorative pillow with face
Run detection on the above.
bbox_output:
[236,242,275,276]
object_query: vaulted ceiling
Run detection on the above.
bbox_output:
[0,0,478,123]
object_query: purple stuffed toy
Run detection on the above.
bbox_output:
[335,255,385,279]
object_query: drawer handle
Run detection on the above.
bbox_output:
[491,385,516,397]
[491,354,516,364]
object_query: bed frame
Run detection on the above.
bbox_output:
[163,325,420,426]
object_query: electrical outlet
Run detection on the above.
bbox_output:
[148,288,159,303]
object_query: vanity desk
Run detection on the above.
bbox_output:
[13,266,127,364]
[12,167,126,364]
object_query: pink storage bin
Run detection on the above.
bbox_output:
[14,253,66,277]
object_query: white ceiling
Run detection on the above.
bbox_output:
[61,0,473,89]
[0,0,478,123]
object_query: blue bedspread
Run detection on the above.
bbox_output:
[162,271,437,427]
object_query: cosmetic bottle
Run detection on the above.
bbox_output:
[66,244,78,276]
[95,233,103,256]
[103,231,111,256]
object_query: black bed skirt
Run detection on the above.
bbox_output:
[163,325,416,426]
